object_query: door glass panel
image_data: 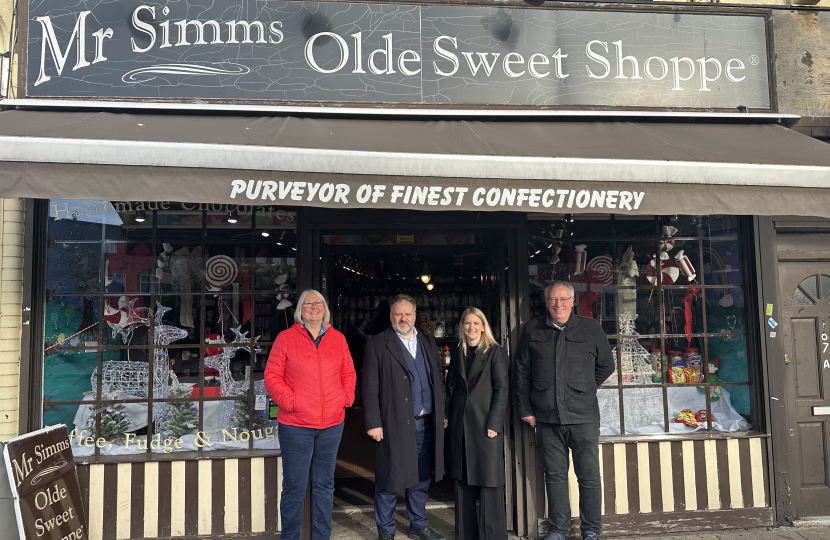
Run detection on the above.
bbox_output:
[793,288,815,306]
[821,275,830,300]
[800,275,819,299]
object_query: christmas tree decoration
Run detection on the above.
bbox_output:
[85,388,132,442]
[161,370,198,439]
[231,367,268,431]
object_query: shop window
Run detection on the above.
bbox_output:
[42,200,295,456]
[527,215,754,436]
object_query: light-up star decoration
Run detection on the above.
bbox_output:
[204,326,261,397]
[105,297,148,344]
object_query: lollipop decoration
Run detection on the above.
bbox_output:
[586,255,614,286]
[206,255,238,291]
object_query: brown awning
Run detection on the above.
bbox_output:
[1,109,829,217]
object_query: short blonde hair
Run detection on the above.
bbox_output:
[457,307,497,355]
[294,289,331,325]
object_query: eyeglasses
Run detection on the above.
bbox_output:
[545,297,573,305]
[302,301,324,308]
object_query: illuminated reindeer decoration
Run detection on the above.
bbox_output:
[92,303,188,421]
[204,326,260,397]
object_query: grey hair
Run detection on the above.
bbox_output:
[294,289,331,325]
[390,293,417,312]
[543,281,575,299]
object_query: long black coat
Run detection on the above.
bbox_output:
[362,327,446,493]
[445,342,509,487]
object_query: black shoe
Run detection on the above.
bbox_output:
[407,525,445,540]
[379,534,395,540]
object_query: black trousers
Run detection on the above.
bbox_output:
[454,435,507,540]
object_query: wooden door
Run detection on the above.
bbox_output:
[779,263,830,518]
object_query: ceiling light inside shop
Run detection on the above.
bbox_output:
[228,209,238,224]
[261,231,270,237]
[426,283,435,291]
[135,210,146,223]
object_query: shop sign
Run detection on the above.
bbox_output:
[26,1,770,108]
[2,425,87,540]
[229,180,646,212]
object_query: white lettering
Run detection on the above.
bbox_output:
[586,40,610,79]
[725,58,746,83]
[528,54,549,79]
[230,180,246,199]
[35,12,92,86]
[131,6,156,53]
[697,57,722,91]
[462,52,501,76]
[503,52,525,78]
[670,57,695,90]
[433,36,459,77]
[305,32,349,74]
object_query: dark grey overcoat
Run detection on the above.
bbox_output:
[362,327,446,493]
[445,342,509,487]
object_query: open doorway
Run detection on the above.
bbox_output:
[319,231,508,510]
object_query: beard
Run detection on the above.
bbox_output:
[393,321,414,335]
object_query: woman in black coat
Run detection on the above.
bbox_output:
[445,307,509,540]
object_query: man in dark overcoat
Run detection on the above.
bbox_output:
[363,294,446,540]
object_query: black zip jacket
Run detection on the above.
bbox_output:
[514,313,615,425]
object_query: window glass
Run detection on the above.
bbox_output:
[43,200,296,456]
[528,215,754,436]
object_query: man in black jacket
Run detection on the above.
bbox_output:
[514,281,615,540]
[363,294,446,540]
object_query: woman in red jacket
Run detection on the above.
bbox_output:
[265,289,356,540]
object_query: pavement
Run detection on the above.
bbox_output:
[330,507,830,540]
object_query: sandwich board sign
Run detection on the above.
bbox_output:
[1,425,87,540]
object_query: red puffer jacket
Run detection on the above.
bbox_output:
[264,323,356,429]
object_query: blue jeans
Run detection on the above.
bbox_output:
[278,421,345,540]
[374,414,434,534]
[536,422,602,537]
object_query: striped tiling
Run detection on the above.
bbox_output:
[560,437,768,518]
[77,456,282,540]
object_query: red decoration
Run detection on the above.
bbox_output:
[574,244,588,275]
[675,250,697,281]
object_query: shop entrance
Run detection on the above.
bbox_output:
[319,231,509,508]
[778,258,830,518]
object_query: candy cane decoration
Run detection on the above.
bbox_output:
[206,255,238,291]
[646,255,680,285]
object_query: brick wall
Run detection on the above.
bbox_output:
[0,199,25,441]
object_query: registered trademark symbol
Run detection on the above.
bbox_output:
[749,55,760,65]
